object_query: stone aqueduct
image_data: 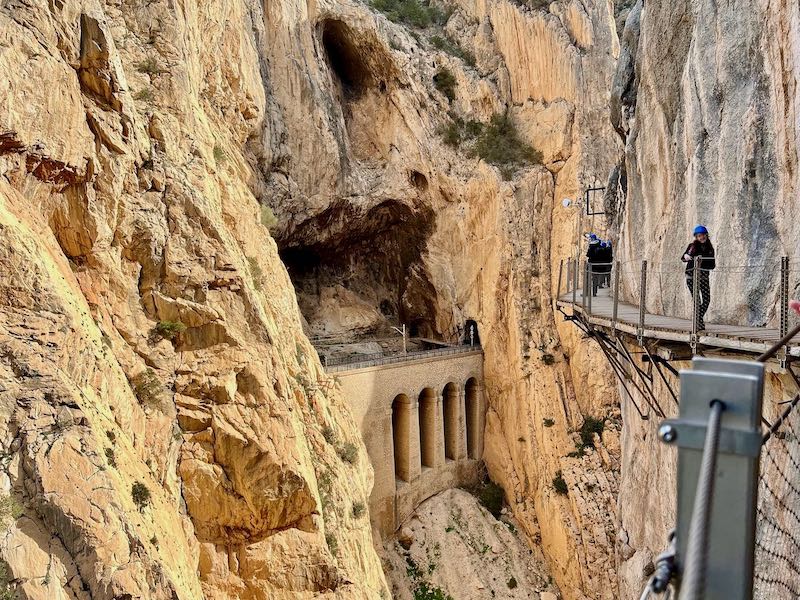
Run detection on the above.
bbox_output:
[333,349,485,534]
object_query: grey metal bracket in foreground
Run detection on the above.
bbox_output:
[658,357,764,600]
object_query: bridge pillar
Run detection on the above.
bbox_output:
[419,390,445,468]
[393,396,422,483]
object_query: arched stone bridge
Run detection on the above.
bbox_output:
[334,348,485,534]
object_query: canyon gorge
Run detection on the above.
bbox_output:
[1,0,799,599]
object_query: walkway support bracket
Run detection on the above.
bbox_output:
[659,357,764,600]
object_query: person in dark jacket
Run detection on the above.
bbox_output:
[599,241,613,287]
[681,225,716,330]
[586,234,602,296]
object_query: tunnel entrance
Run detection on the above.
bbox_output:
[464,319,480,346]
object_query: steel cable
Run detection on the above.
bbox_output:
[680,400,725,600]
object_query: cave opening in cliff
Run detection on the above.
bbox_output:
[321,20,373,98]
[276,198,438,350]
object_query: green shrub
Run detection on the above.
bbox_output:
[260,205,278,229]
[153,320,186,341]
[337,442,358,464]
[474,112,543,179]
[542,353,555,365]
[371,0,449,28]
[0,495,22,524]
[507,576,518,589]
[213,144,226,164]
[352,501,366,518]
[325,532,338,556]
[136,56,164,75]
[322,425,336,444]
[247,257,263,291]
[474,480,504,518]
[433,67,457,102]
[131,482,151,511]
[437,115,483,147]
[543,418,555,427]
[150,535,159,547]
[133,88,155,102]
[0,563,14,600]
[106,430,116,443]
[132,369,163,407]
[105,448,117,468]
[430,35,476,66]
[413,582,452,600]
[579,416,605,449]
[552,470,568,495]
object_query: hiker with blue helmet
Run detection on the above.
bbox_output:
[586,233,602,296]
[681,225,716,330]
[600,240,613,287]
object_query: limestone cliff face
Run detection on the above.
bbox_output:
[255,0,624,598]
[0,1,387,598]
[0,0,630,598]
[611,1,800,597]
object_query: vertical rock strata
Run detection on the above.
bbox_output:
[0,0,634,598]
[612,1,800,598]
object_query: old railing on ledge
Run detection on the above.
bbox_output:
[320,344,483,373]
[555,256,800,359]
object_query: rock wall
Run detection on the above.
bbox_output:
[0,0,634,598]
[611,0,800,597]
[0,1,388,598]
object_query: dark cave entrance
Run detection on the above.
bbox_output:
[320,20,373,98]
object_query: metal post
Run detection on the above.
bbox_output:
[691,256,700,353]
[658,358,764,600]
[581,261,587,312]
[572,254,578,307]
[587,263,593,315]
[638,260,647,341]
[557,258,564,301]
[780,256,789,366]
[612,260,620,330]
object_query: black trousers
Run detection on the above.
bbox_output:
[686,271,711,325]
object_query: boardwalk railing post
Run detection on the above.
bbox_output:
[582,261,588,312]
[572,253,579,310]
[557,258,564,305]
[638,260,647,342]
[612,260,620,330]
[691,256,700,354]
[587,263,593,315]
[780,256,789,367]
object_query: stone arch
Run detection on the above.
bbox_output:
[418,387,437,468]
[392,394,412,481]
[442,382,460,460]
[465,377,481,459]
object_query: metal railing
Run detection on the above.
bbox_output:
[557,254,799,358]
[321,344,482,372]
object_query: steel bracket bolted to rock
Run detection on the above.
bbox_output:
[658,357,764,600]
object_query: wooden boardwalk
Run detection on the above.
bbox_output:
[556,288,800,357]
